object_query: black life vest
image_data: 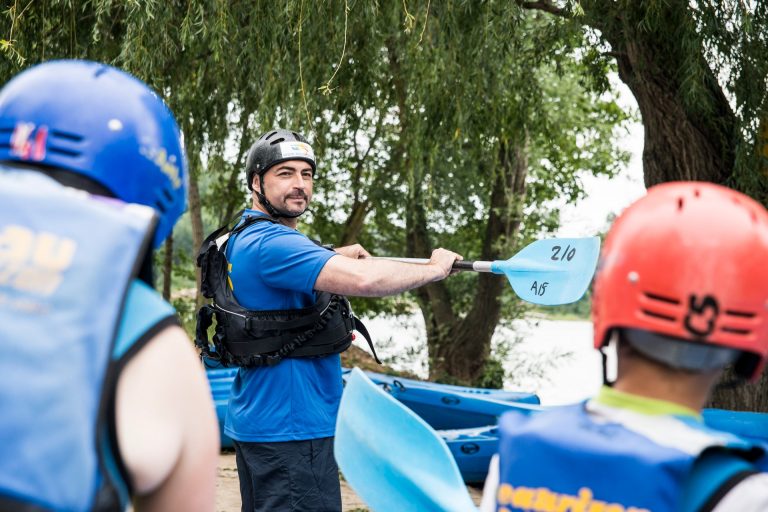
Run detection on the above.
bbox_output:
[194,214,380,367]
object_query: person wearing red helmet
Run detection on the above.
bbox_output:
[481,182,768,512]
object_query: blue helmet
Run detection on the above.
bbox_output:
[0,60,187,248]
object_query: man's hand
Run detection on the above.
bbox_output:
[429,248,463,279]
[335,244,371,259]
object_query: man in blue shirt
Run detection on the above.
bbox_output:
[226,128,462,511]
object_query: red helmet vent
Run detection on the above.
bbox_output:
[639,291,681,323]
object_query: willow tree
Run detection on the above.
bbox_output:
[0,1,249,301]
[247,2,629,384]
[1,1,628,385]
[0,1,330,302]
[516,1,768,409]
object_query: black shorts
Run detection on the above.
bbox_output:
[233,437,341,512]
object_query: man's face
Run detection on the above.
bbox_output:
[255,159,314,216]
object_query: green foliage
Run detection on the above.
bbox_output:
[171,294,198,339]
[1,1,630,378]
[476,356,507,390]
[563,0,768,203]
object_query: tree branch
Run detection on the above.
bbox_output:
[517,0,570,18]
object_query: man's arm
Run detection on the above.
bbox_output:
[314,247,461,297]
[116,325,219,512]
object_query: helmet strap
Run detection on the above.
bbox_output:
[601,349,612,387]
[601,332,619,387]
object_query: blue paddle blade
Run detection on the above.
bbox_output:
[491,237,600,306]
[335,368,478,512]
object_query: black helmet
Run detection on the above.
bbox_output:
[245,129,316,191]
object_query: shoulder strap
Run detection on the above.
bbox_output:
[682,449,759,512]
[352,316,381,364]
[231,214,276,236]
[196,213,275,299]
[196,210,275,265]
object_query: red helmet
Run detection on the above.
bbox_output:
[592,182,768,380]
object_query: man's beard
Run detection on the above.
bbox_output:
[280,192,309,215]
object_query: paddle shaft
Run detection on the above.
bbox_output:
[374,257,492,272]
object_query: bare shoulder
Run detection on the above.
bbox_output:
[116,324,219,511]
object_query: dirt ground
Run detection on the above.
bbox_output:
[216,452,483,511]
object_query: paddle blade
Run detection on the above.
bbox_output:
[335,368,478,512]
[492,237,600,305]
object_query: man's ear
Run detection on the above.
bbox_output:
[252,174,261,193]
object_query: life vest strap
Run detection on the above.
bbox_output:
[195,215,378,367]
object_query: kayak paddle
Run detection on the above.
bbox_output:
[377,236,601,306]
[335,368,478,512]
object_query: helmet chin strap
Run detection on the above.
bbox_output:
[256,176,307,219]
[601,332,620,387]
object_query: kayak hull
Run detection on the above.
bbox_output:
[206,365,539,451]
[205,364,768,484]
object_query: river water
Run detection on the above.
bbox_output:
[357,315,602,405]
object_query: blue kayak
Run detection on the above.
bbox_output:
[205,365,237,449]
[336,370,768,512]
[341,368,540,431]
[204,365,539,451]
[205,364,768,484]
[703,408,768,443]
[340,370,542,483]
[342,368,540,405]
[441,426,500,483]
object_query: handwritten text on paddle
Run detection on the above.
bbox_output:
[530,281,549,296]
[550,244,576,261]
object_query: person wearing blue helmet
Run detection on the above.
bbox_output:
[0,60,219,512]
[200,128,462,511]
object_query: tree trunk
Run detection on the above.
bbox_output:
[162,233,173,301]
[387,39,460,377]
[708,368,768,412]
[220,112,254,226]
[756,114,768,206]
[339,198,370,246]
[337,117,383,246]
[387,33,529,385]
[407,192,457,366]
[187,152,205,309]
[581,1,736,188]
[575,2,762,411]
[426,140,528,384]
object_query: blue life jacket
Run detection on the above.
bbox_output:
[0,168,174,512]
[495,403,766,512]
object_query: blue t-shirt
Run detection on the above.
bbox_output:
[223,210,340,442]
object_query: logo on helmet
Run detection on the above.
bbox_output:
[10,122,48,161]
[278,141,314,160]
[684,294,719,338]
[139,146,182,189]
